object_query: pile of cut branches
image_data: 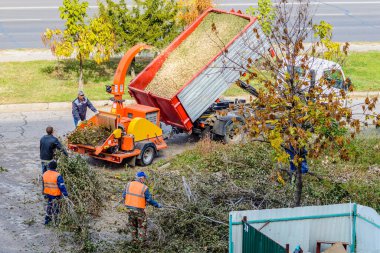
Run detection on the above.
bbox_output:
[67,124,112,147]
[107,138,373,252]
[53,135,379,252]
[109,141,291,252]
[56,155,105,251]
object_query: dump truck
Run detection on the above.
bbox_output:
[68,8,348,164]
[68,8,268,164]
[128,8,269,143]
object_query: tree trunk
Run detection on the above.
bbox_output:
[78,56,84,90]
[295,164,303,207]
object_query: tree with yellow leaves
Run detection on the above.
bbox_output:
[42,0,116,89]
[225,0,379,206]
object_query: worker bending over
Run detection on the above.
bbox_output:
[123,171,162,243]
[40,126,67,174]
[72,90,99,127]
[42,160,68,225]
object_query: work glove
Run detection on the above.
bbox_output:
[77,120,82,126]
[95,111,100,115]
[157,203,163,208]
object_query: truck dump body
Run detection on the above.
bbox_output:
[129,8,268,131]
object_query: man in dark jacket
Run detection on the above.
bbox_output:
[42,160,68,225]
[40,126,67,174]
[72,90,99,127]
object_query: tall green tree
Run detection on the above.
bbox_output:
[42,0,116,89]
[99,0,180,52]
[246,0,275,35]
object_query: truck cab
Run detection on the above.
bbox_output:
[278,57,350,96]
[191,57,350,143]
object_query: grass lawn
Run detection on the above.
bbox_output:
[225,51,380,96]
[0,59,131,104]
[344,51,380,91]
[0,52,379,104]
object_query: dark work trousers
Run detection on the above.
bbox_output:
[73,118,79,127]
[45,197,61,225]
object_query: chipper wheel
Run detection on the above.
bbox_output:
[136,143,157,166]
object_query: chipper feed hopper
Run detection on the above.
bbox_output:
[68,45,167,165]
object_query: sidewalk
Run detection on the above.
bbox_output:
[0,92,378,113]
[0,100,129,113]
[0,43,380,62]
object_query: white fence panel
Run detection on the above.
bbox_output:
[356,205,380,253]
[230,203,380,253]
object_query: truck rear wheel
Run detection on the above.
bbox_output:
[137,144,156,166]
[223,121,245,144]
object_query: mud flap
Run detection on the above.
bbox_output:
[127,156,136,167]
[211,115,244,137]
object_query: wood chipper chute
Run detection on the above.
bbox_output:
[68,45,168,165]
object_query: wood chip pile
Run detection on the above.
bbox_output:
[67,124,112,147]
[145,13,249,98]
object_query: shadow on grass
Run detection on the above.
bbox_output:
[40,58,150,84]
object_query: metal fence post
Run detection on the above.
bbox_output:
[229,214,234,253]
[351,203,357,253]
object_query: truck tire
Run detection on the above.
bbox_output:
[137,143,156,166]
[191,126,212,141]
[223,120,245,144]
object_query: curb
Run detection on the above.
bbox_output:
[1,44,380,62]
[0,92,378,113]
[348,91,380,97]
[0,100,134,113]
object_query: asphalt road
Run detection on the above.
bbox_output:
[0,110,71,253]
[0,0,379,49]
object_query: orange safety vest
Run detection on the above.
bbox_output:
[43,170,62,196]
[124,181,148,209]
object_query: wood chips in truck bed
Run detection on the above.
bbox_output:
[145,13,249,98]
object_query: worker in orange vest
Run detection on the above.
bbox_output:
[123,171,162,243]
[42,160,68,225]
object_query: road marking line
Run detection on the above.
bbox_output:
[0,5,121,10]
[0,19,61,22]
[218,1,380,6]
[0,6,59,10]
[0,2,380,10]
[2,13,375,22]
[314,13,346,16]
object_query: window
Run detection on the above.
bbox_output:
[286,66,306,78]
[323,69,344,89]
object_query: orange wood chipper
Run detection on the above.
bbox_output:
[68,45,168,166]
